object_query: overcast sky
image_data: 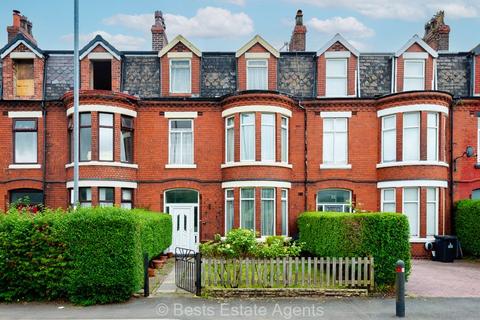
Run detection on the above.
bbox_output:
[0,0,479,52]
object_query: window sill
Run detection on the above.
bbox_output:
[221,161,292,169]
[8,164,42,169]
[410,237,435,243]
[65,161,138,169]
[377,161,449,168]
[320,164,352,170]
[165,164,197,169]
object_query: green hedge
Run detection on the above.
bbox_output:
[297,212,411,286]
[0,207,171,304]
[455,200,480,256]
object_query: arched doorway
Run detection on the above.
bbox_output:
[164,189,199,252]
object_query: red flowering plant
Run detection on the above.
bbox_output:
[9,196,42,214]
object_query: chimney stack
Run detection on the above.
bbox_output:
[151,10,168,51]
[7,10,36,44]
[289,9,307,52]
[423,11,450,51]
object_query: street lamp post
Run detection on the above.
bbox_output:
[73,0,80,208]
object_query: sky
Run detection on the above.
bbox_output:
[0,0,479,53]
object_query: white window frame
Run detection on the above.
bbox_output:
[261,113,276,162]
[281,116,288,163]
[240,187,255,231]
[316,189,352,212]
[326,58,348,97]
[381,188,396,212]
[322,117,348,165]
[225,116,235,163]
[402,112,420,161]
[402,187,420,237]
[246,59,268,90]
[169,59,192,94]
[427,113,439,161]
[403,59,425,91]
[381,115,396,163]
[225,188,235,234]
[426,187,439,237]
[168,119,194,165]
[261,187,276,236]
[240,113,255,161]
[281,188,288,236]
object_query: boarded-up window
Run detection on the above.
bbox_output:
[14,59,34,97]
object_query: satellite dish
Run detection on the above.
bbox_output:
[466,146,475,158]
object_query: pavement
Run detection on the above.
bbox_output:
[407,259,480,297]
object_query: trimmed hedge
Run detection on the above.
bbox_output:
[297,212,411,286]
[0,207,171,304]
[455,200,480,256]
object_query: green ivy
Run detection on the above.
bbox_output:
[455,200,480,256]
[297,212,411,286]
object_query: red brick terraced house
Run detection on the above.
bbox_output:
[0,10,479,256]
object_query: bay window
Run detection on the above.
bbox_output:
[426,188,438,237]
[225,117,234,163]
[99,187,114,207]
[240,188,255,230]
[120,116,134,163]
[99,113,114,161]
[80,113,92,161]
[121,188,133,209]
[323,118,348,165]
[316,189,351,212]
[240,113,255,161]
[13,119,37,163]
[261,114,275,161]
[281,189,288,236]
[381,115,396,162]
[403,187,419,237]
[381,188,396,212]
[281,117,288,163]
[225,189,234,233]
[170,59,191,94]
[427,113,438,161]
[403,60,425,91]
[261,188,275,236]
[169,119,194,165]
[246,59,268,90]
[403,112,420,161]
[326,59,347,97]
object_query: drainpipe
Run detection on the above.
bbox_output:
[299,100,308,212]
[41,54,49,205]
[449,97,460,235]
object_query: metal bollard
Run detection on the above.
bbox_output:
[396,260,405,317]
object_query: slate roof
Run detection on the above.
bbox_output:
[122,54,160,98]
[45,54,74,100]
[437,53,471,97]
[278,52,316,98]
[201,53,236,98]
[359,54,393,98]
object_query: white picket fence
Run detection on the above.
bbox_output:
[201,256,374,289]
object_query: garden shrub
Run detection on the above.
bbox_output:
[455,200,480,256]
[297,212,411,286]
[0,207,171,305]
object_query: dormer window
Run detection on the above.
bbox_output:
[14,59,34,97]
[91,60,112,90]
[247,59,268,90]
[170,59,191,94]
[404,59,425,91]
[326,58,347,97]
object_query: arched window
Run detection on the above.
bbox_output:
[165,189,198,204]
[472,189,480,200]
[316,189,352,212]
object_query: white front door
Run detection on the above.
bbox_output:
[170,205,197,252]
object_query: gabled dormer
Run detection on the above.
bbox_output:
[79,35,122,92]
[159,35,202,97]
[236,35,280,91]
[0,33,44,100]
[472,44,480,96]
[395,35,438,92]
[316,34,359,98]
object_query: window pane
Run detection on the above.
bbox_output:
[261,193,275,236]
[383,130,396,162]
[240,113,255,161]
[405,60,424,77]
[403,113,420,161]
[165,189,198,204]
[121,203,132,209]
[241,188,254,199]
[99,187,114,201]
[79,188,91,201]
[426,188,437,236]
[14,120,36,129]
[427,113,438,161]
[170,132,182,164]
[99,113,113,126]
[383,115,396,129]
[226,189,234,198]
[10,189,43,205]
[323,132,334,163]
[326,59,347,76]
[80,127,91,161]
[404,112,420,127]
[404,203,419,237]
[261,114,275,161]
[281,195,288,236]
[80,113,91,126]
[326,78,347,97]
[472,189,480,199]
[261,188,274,199]
[404,78,424,91]
[226,199,234,233]
[317,189,350,204]
[247,60,267,67]
[15,132,37,163]
[169,120,193,165]
[122,189,132,201]
[383,203,396,212]
[226,126,234,162]
[99,127,114,161]
[281,124,288,162]
[181,132,193,164]
[241,188,255,230]
[171,60,191,93]
[121,116,134,129]
[120,130,133,162]
[171,120,192,130]
[383,189,395,201]
[404,187,418,201]
[247,60,267,90]
[334,132,347,163]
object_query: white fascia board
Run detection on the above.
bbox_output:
[88,52,113,60]
[403,52,428,59]
[79,42,121,60]
[222,180,291,189]
[395,35,438,58]
[320,111,352,118]
[66,104,137,117]
[0,40,43,59]
[8,111,43,118]
[167,52,193,59]
[325,51,351,59]
[236,35,280,58]
[245,52,271,59]
[164,112,198,119]
[377,104,448,117]
[377,180,448,189]
[222,105,292,118]
[158,35,202,57]
[317,34,359,57]
[66,180,137,189]
[376,161,449,168]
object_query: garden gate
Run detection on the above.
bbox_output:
[174,247,201,295]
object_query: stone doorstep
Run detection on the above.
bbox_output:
[205,288,368,298]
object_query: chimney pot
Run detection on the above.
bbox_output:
[152,10,168,51]
[289,9,307,52]
[423,11,450,51]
